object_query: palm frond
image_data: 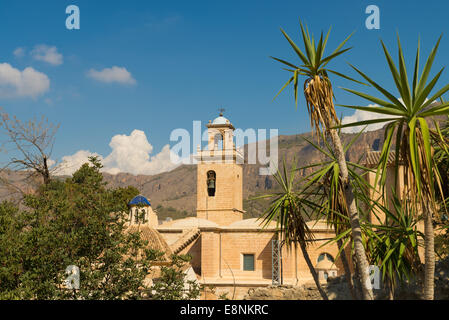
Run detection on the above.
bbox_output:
[272,20,358,135]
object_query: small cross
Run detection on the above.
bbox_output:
[218,108,225,116]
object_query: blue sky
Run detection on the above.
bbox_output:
[0,0,448,175]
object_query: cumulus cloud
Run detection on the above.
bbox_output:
[56,130,180,176]
[87,66,136,85]
[341,104,400,134]
[0,63,50,98]
[31,45,63,66]
[13,47,25,58]
[55,150,103,176]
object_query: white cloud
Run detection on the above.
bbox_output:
[31,45,63,66]
[55,150,104,176]
[341,104,399,134]
[0,63,50,98]
[87,66,136,85]
[47,159,56,168]
[13,47,25,58]
[56,130,180,176]
[340,98,438,134]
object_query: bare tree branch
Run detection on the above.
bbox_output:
[0,110,60,200]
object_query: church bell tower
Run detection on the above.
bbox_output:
[195,112,244,226]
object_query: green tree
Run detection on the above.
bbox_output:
[339,35,449,299]
[300,131,372,299]
[433,115,449,260]
[364,194,422,300]
[258,161,329,300]
[0,201,28,298]
[271,20,374,299]
[0,157,200,300]
[150,254,201,300]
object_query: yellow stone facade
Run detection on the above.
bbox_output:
[195,115,244,225]
[156,113,345,299]
[196,163,243,225]
[146,114,439,299]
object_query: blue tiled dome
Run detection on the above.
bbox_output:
[128,195,151,206]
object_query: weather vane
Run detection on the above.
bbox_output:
[218,107,225,116]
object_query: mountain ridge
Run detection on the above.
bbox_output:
[101,127,387,219]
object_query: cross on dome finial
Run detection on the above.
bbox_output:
[218,107,225,117]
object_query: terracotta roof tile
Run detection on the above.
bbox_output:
[170,228,201,254]
[364,150,403,167]
[125,224,173,261]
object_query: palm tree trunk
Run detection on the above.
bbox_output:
[388,286,394,300]
[329,129,374,300]
[387,277,394,300]
[337,239,359,299]
[423,209,435,300]
[298,241,329,300]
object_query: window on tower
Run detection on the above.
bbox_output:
[214,133,223,150]
[207,170,216,197]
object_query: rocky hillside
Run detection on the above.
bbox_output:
[100,127,387,220]
[2,114,445,220]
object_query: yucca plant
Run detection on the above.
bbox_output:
[364,194,422,300]
[300,129,377,299]
[256,161,329,300]
[338,35,449,299]
[431,112,449,260]
[272,20,374,299]
[432,109,449,204]
[301,130,372,234]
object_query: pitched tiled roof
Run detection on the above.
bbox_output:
[364,150,403,167]
[125,224,172,261]
[170,228,201,254]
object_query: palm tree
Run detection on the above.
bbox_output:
[258,161,329,300]
[364,194,422,300]
[272,20,374,299]
[433,106,449,202]
[339,35,449,300]
[301,130,373,299]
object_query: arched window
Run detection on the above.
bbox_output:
[134,208,146,224]
[207,170,216,197]
[214,134,223,150]
[317,253,334,263]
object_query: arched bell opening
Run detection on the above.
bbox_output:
[207,170,216,197]
[214,133,223,150]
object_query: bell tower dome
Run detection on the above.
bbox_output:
[127,195,159,228]
[194,112,244,226]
